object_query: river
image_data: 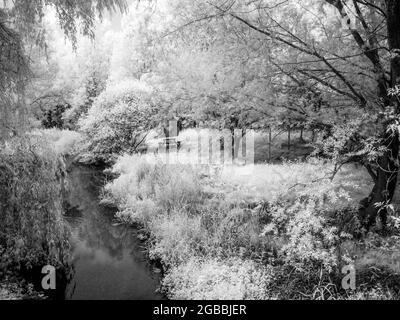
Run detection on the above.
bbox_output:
[58,164,165,300]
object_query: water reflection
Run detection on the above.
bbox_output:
[61,165,164,300]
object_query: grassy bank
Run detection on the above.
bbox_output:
[102,153,400,300]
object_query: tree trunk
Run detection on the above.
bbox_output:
[359,131,399,229]
[359,0,400,230]
[231,128,235,161]
[164,125,170,154]
[268,126,272,163]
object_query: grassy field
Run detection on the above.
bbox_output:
[145,128,314,164]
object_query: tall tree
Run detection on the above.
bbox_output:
[168,0,400,228]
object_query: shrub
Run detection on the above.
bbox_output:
[252,176,361,276]
[78,80,159,164]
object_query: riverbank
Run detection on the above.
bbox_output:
[103,153,400,300]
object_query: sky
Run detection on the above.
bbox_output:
[107,0,138,31]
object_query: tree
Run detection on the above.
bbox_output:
[0,7,29,138]
[78,79,160,164]
[166,0,400,229]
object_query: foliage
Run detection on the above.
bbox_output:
[103,153,377,299]
[1,0,127,139]
[162,258,275,300]
[103,153,204,222]
[78,80,160,164]
[33,128,83,156]
[0,136,71,276]
[2,0,400,301]
[41,104,71,129]
[4,0,127,47]
[0,278,45,300]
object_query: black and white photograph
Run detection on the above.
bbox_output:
[1,0,400,309]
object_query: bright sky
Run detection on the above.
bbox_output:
[107,0,138,31]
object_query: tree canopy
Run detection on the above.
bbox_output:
[0,0,127,138]
[2,0,400,228]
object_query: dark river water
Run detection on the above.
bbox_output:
[59,165,164,300]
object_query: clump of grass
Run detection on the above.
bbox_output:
[148,212,205,266]
[103,154,204,224]
[162,258,276,300]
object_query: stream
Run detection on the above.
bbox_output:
[57,164,165,300]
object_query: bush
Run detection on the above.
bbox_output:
[0,136,71,276]
[78,80,159,164]
[262,179,358,272]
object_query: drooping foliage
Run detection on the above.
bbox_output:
[4,0,127,46]
[0,136,71,274]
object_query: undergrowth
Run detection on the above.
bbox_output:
[103,153,400,300]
